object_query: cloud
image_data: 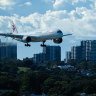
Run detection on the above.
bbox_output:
[45,0,92,11]
[0,0,15,6]
[0,1,96,40]
[72,0,86,5]
[53,0,67,9]
[43,0,95,11]
[24,2,32,6]
[19,7,96,39]
[0,0,15,10]
[43,0,54,3]
[19,2,32,7]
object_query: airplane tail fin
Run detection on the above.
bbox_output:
[10,21,18,34]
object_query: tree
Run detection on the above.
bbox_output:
[20,70,49,94]
[22,58,33,67]
[0,90,18,96]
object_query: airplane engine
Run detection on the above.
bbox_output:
[53,38,63,44]
[23,36,31,42]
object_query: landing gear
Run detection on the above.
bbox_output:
[25,43,31,47]
[41,41,46,47]
[41,44,46,47]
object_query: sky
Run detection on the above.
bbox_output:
[0,0,96,60]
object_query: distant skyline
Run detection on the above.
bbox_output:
[0,0,96,60]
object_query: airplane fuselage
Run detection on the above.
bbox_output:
[16,31,63,43]
[0,27,72,47]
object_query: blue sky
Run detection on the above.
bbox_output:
[0,0,96,60]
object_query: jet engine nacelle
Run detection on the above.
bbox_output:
[22,36,31,43]
[53,38,63,44]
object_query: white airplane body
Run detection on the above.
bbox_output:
[0,22,72,47]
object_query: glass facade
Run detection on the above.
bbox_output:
[33,46,61,63]
[66,40,96,62]
[43,46,61,61]
[0,43,17,59]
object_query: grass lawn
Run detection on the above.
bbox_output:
[18,67,31,73]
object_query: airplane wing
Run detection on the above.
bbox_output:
[0,33,37,40]
[0,33,23,39]
[63,34,72,36]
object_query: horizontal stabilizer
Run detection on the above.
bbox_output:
[63,34,72,36]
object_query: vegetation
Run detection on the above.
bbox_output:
[0,58,96,96]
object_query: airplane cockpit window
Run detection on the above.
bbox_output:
[57,30,62,33]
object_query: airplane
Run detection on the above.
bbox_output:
[0,21,72,47]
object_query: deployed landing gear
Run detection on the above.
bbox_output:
[25,43,31,47]
[41,44,46,47]
[41,41,46,47]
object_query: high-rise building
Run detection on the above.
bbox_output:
[65,51,71,62]
[33,53,46,63]
[81,40,96,61]
[65,40,96,62]
[43,46,61,61]
[33,46,61,63]
[71,46,82,60]
[0,42,17,59]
